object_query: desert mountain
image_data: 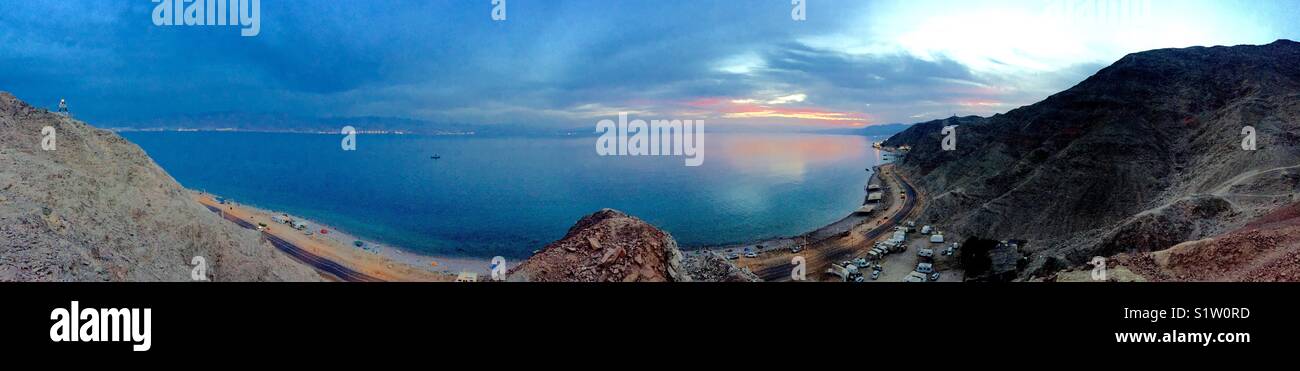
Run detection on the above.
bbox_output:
[0,92,322,281]
[884,40,1300,279]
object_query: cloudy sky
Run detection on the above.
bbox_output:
[1,0,1298,130]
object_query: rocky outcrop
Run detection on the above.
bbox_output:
[508,209,689,282]
[884,40,1300,279]
[0,92,322,281]
[682,252,762,282]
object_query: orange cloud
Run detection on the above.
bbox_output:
[956,99,1006,107]
[680,97,875,127]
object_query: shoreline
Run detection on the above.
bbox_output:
[690,156,895,257]
[193,192,485,281]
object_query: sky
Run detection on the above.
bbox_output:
[1,0,1298,131]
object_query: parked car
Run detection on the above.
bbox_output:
[744,252,758,258]
[726,253,739,260]
[929,272,942,282]
[870,270,880,280]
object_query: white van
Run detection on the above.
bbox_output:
[916,262,934,274]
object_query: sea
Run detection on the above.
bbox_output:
[122,131,886,259]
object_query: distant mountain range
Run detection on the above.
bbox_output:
[103,112,912,137]
[884,40,1300,280]
[818,123,913,136]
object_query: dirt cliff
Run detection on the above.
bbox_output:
[0,92,322,281]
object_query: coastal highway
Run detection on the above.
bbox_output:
[753,166,919,281]
[205,205,383,282]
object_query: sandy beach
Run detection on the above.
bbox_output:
[193,192,490,282]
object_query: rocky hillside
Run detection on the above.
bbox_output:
[1114,201,1300,281]
[0,92,322,281]
[508,209,691,282]
[884,40,1300,279]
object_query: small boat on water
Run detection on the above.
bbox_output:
[431,154,441,159]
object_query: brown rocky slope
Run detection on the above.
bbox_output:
[0,92,322,281]
[508,208,760,282]
[1113,201,1300,281]
[508,209,691,282]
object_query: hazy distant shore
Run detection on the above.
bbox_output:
[108,127,475,135]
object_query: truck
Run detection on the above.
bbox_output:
[867,250,883,261]
[826,264,851,282]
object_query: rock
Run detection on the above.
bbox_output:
[507,209,689,282]
[681,251,762,282]
[598,246,624,266]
